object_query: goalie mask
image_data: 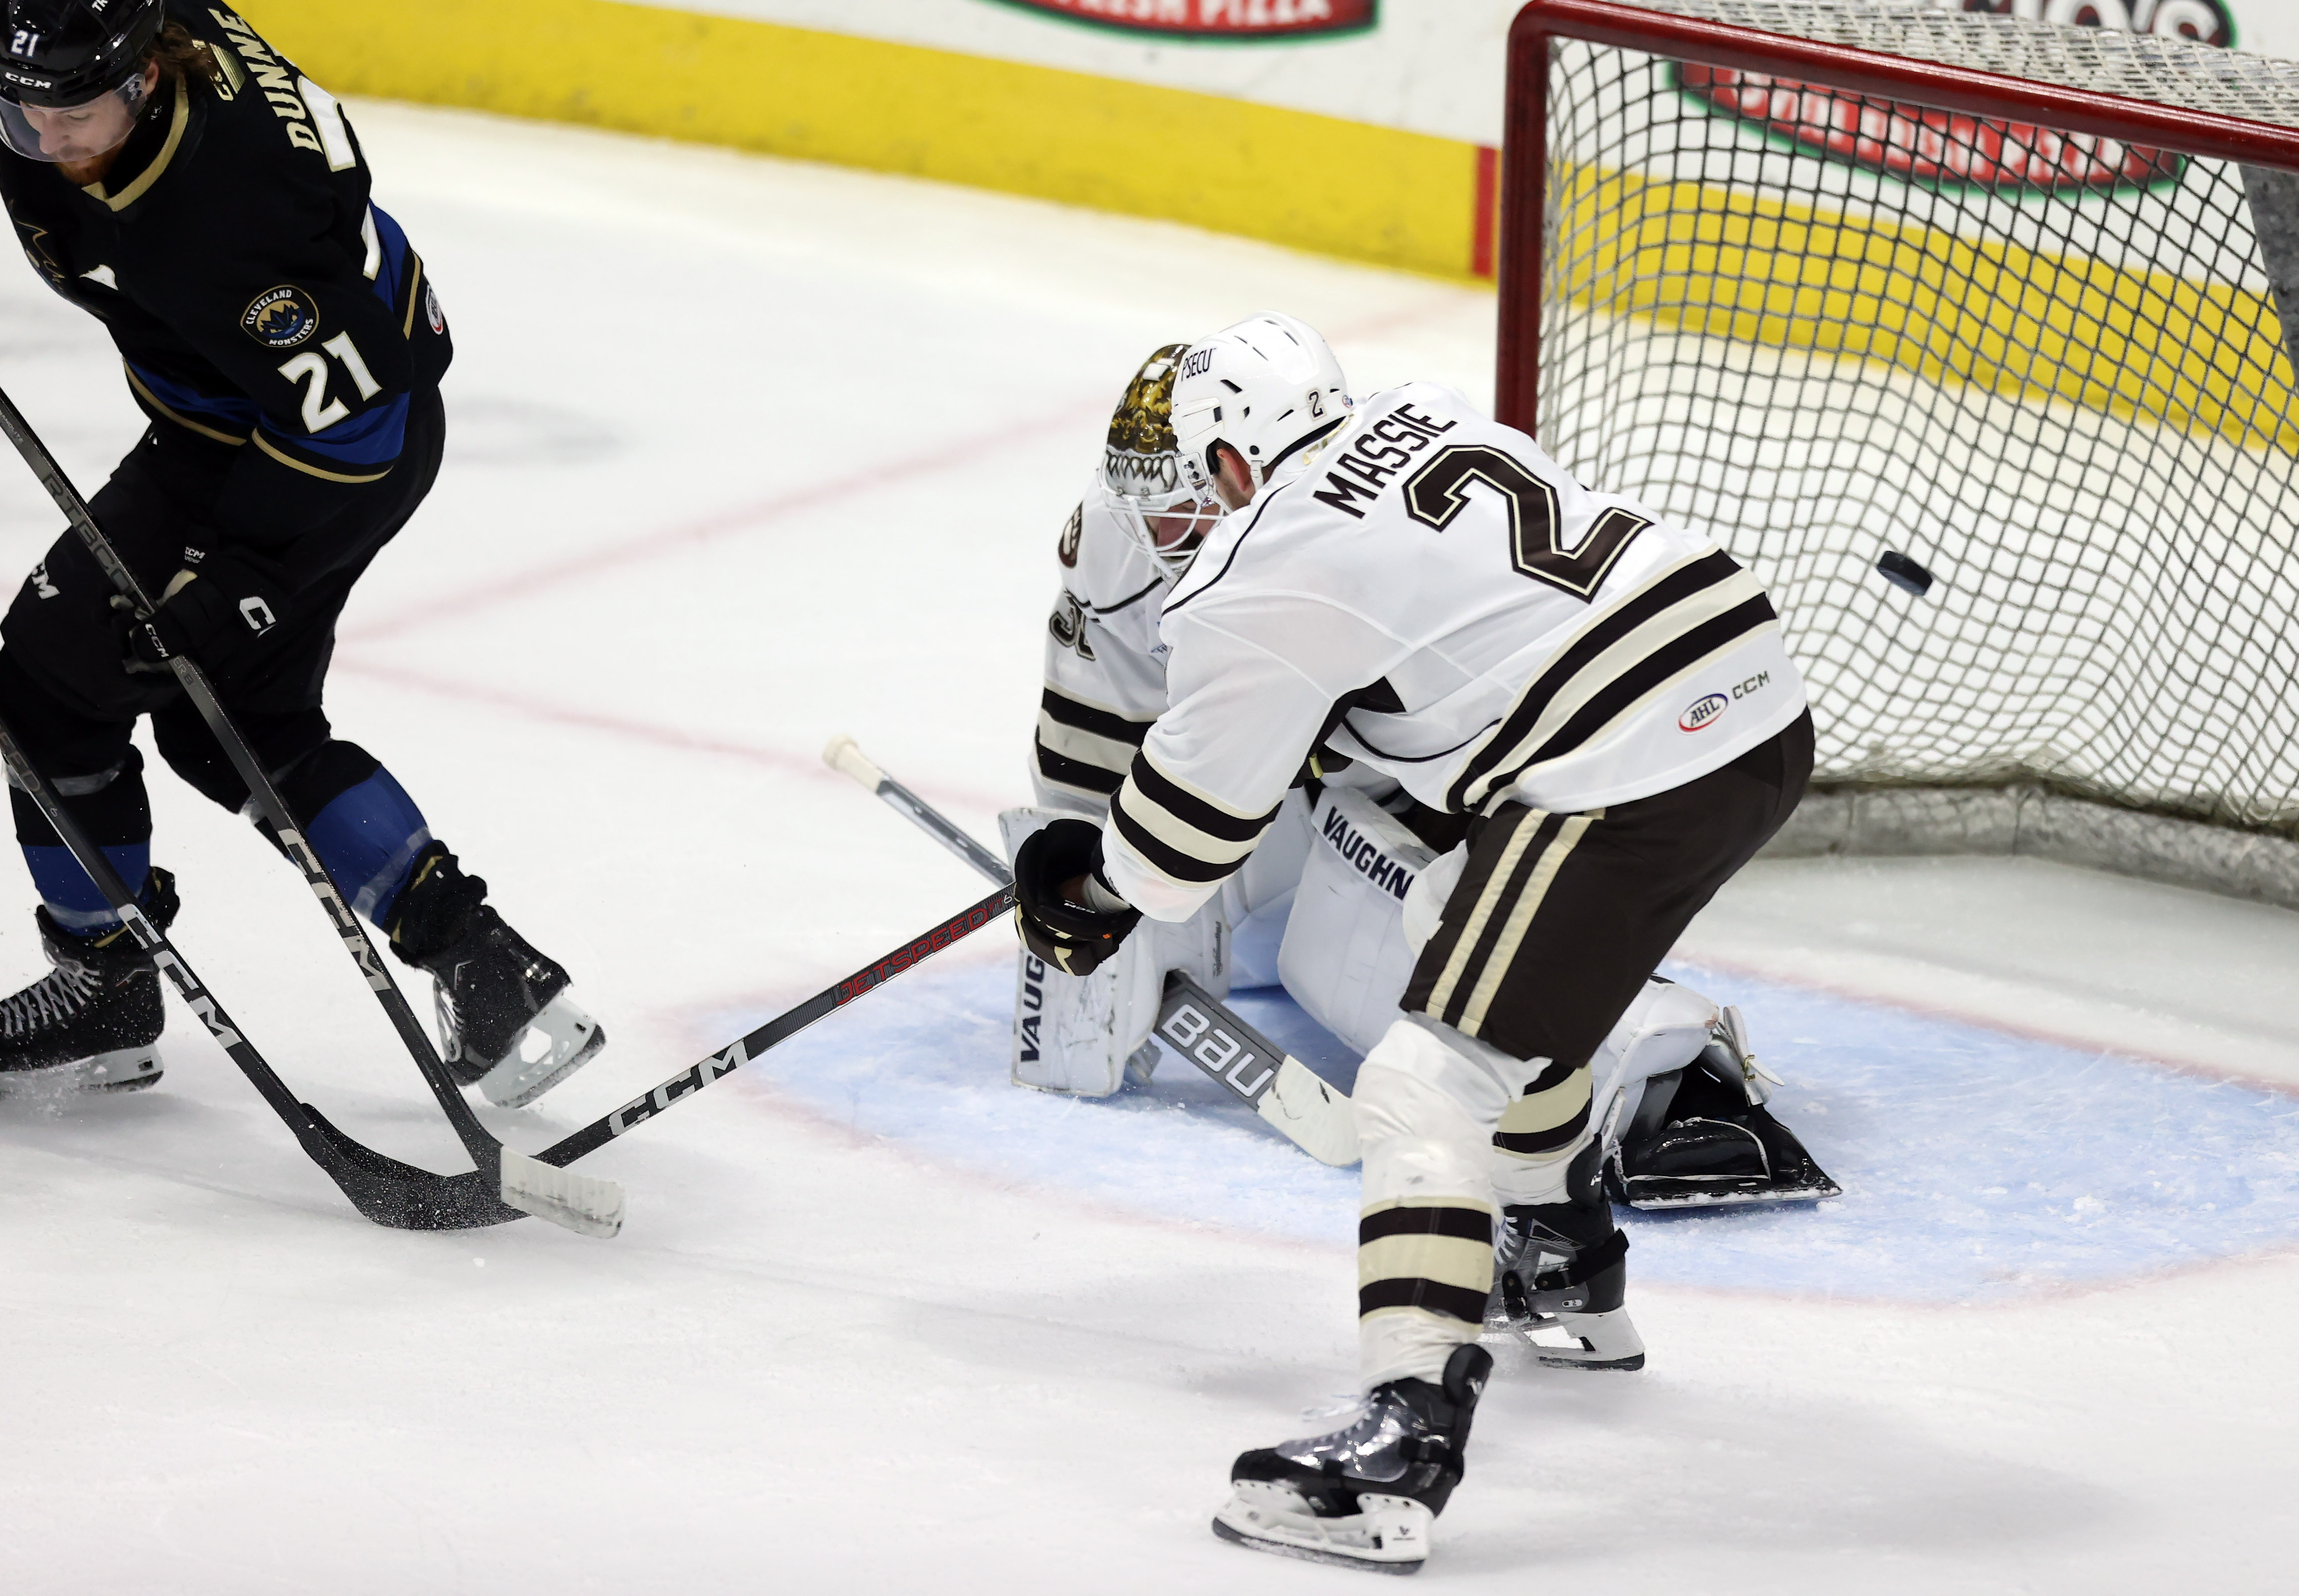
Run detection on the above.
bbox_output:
[1170,311,1352,504]
[1095,342,1223,580]
[0,0,163,163]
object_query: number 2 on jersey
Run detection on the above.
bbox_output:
[1402,443,1651,601]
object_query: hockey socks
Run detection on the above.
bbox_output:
[11,746,152,936]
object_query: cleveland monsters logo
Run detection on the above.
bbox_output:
[242,285,318,349]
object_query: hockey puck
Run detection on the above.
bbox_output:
[1876,550,1935,596]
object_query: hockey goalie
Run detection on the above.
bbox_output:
[1003,341,1838,1344]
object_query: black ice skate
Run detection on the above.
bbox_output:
[0,868,178,1098]
[1213,1342,1492,1575]
[389,847,604,1109]
[1607,1007,1841,1211]
[1484,1193,1646,1371]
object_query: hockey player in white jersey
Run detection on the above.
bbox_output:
[1009,345,1834,1210]
[1009,317,1818,1573]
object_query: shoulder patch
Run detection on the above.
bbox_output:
[242,285,318,349]
[1057,503,1082,568]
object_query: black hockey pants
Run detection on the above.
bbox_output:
[0,389,446,857]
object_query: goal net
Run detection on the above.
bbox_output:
[1503,0,2299,896]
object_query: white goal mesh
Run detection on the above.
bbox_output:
[1530,2,2299,844]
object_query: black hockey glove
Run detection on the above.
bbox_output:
[116,557,288,675]
[1012,817,1140,978]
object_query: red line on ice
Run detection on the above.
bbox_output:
[334,658,1017,814]
[342,399,1098,644]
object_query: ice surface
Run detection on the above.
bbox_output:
[0,101,2293,1594]
[767,955,2299,1303]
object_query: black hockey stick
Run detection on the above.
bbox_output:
[820,735,1359,1165]
[0,385,622,1236]
[533,883,1017,1166]
[0,710,527,1228]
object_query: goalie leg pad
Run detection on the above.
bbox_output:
[1002,806,1228,1097]
[1278,786,1436,1056]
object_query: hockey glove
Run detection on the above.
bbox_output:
[116,558,288,675]
[1012,817,1140,978]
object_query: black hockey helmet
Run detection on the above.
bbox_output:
[1,0,164,109]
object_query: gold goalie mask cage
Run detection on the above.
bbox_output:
[1097,343,1223,581]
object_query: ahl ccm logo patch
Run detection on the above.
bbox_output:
[242,285,318,349]
[1679,692,1729,733]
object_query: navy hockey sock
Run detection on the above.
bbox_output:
[21,841,150,936]
[295,762,434,928]
[9,747,152,937]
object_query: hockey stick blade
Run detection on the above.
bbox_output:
[535,884,1018,1167]
[826,735,1361,1166]
[0,705,534,1229]
[299,1103,529,1230]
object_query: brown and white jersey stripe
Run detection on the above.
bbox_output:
[1442,548,1783,815]
[1032,491,1172,815]
[1099,381,1807,923]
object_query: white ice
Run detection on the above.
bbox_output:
[1,104,2294,1593]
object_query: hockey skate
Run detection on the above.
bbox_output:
[1213,1343,1492,1575]
[0,868,177,1098]
[390,848,604,1108]
[1483,1196,1646,1371]
[420,904,604,1108]
[1607,1008,1840,1210]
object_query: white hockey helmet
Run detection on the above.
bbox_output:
[1169,312,1352,501]
[1093,342,1223,580]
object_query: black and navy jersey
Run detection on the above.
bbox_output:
[0,3,450,572]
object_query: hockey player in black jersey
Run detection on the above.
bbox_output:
[0,2,603,1105]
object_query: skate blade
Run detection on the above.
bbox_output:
[499,1145,625,1238]
[0,1045,161,1098]
[476,995,606,1109]
[1623,1177,1842,1211]
[1502,1307,1646,1371]
[1212,1485,1428,1575]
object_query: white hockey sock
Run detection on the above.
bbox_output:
[1354,1019,1508,1389]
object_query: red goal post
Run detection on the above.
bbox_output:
[1491,1,2299,905]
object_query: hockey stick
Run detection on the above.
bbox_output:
[0,386,622,1238]
[532,883,1017,1166]
[821,735,1359,1165]
[0,711,532,1228]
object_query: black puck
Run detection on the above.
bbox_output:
[1877,550,1935,596]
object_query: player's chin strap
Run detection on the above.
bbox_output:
[0,381,622,1238]
[821,734,1362,1167]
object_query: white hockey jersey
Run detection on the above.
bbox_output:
[1030,490,1173,813]
[1102,382,1808,922]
